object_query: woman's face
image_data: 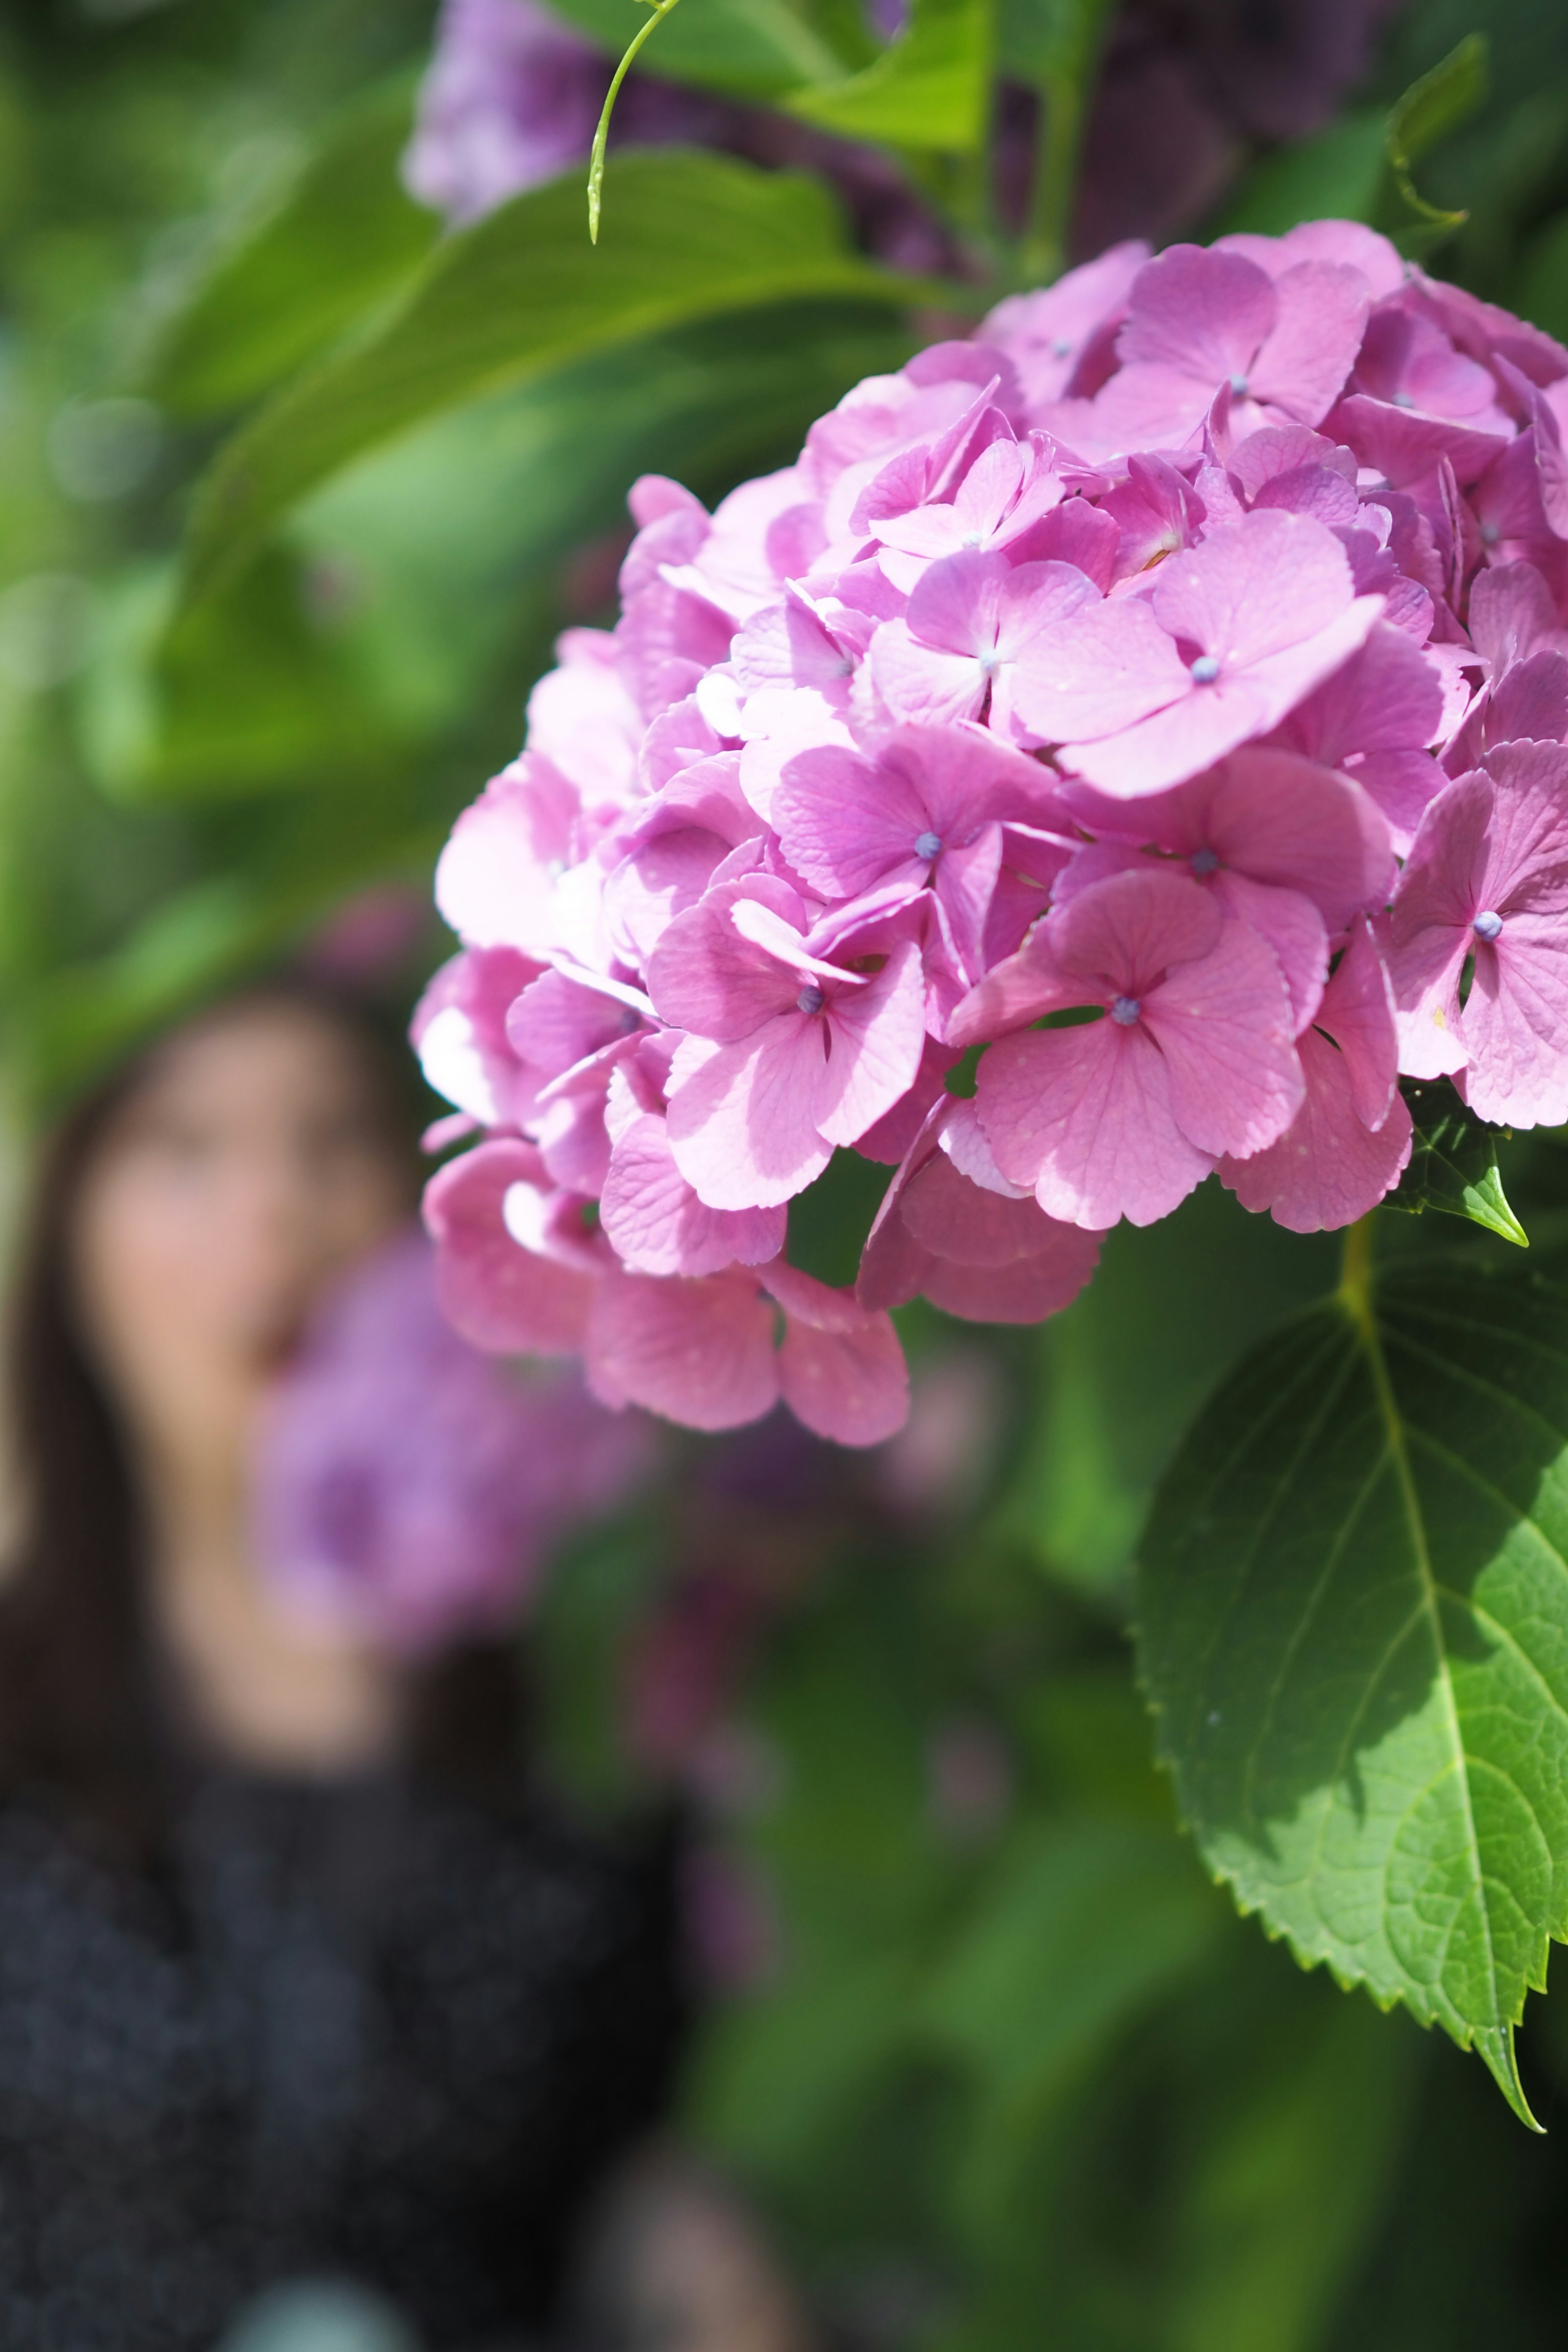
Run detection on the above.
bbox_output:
[72,1000,411,1479]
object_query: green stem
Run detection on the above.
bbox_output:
[1020,72,1080,287]
[1338,1211,1376,1329]
[588,0,685,243]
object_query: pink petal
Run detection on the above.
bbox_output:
[871,622,989,726]
[1212,870,1327,1032]
[600,1112,785,1276]
[1206,747,1394,921]
[1317,915,1401,1130]
[586,1268,779,1432]
[1247,262,1370,425]
[775,1309,909,1446]
[947,927,1094,1046]
[1053,867,1222,993]
[434,756,578,953]
[773,743,933,897]
[1146,918,1304,1158]
[1150,510,1352,671]
[1463,911,1568,1125]
[1011,595,1191,746]
[1327,395,1510,488]
[1219,1027,1412,1231]
[1065,595,1382,797]
[921,1250,1099,1323]
[856,1038,961,1163]
[813,938,930,1147]
[976,1022,1214,1228]
[666,1024,835,1211]
[646,876,809,1041]
[423,1142,595,1354]
[1117,245,1277,384]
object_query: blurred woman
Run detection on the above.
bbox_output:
[0,982,690,2351]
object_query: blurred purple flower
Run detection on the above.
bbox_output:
[1071,0,1405,256]
[403,0,739,224]
[253,1227,653,1655]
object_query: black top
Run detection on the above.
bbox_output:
[0,1771,685,2352]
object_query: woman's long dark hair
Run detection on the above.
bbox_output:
[0,980,525,1869]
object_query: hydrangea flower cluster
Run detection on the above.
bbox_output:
[417,220,1568,1444]
[253,1229,652,1653]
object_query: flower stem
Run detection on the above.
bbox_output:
[588,0,685,243]
[1339,1212,1376,1331]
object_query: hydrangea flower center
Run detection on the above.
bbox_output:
[1111,995,1142,1025]
[1189,654,1221,684]
[1228,373,1249,396]
[915,831,943,860]
[797,983,826,1015]
[1190,846,1221,875]
[1473,909,1504,942]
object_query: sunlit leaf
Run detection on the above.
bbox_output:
[179,149,934,599]
[147,79,437,420]
[1377,33,1490,258]
[785,0,993,153]
[1138,1227,1568,2125]
[540,0,849,95]
[1385,1076,1527,1248]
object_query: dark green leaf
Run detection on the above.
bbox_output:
[785,0,993,152]
[147,80,438,420]
[918,1819,1220,2116]
[1215,38,1488,255]
[1386,1076,1527,1248]
[540,0,849,96]
[998,0,1117,277]
[1511,205,1568,347]
[179,149,933,600]
[996,0,1110,89]
[1212,113,1388,240]
[996,1181,1338,1592]
[1138,1229,1568,2125]
[1377,33,1490,258]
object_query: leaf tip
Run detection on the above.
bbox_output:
[1478,2023,1543,2132]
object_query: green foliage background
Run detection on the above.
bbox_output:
[7,0,1568,2341]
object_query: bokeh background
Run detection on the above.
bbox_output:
[5,0,1568,2343]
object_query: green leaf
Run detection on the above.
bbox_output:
[78,550,399,804]
[1385,1076,1527,1247]
[1214,38,1488,254]
[179,149,933,601]
[1511,204,1568,347]
[997,0,1117,277]
[147,80,438,420]
[15,799,441,1108]
[292,299,912,737]
[919,1818,1220,2107]
[996,1181,1338,1593]
[1212,112,1388,240]
[1137,1229,1568,2125]
[540,0,849,96]
[1377,33,1490,258]
[996,0,1109,88]
[785,0,993,152]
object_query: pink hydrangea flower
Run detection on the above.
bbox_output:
[1220,917,1413,1231]
[1385,740,1568,1124]
[418,229,1568,1441]
[1012,509,1383,795]
[959,869,1302,1227]
[648,878,928,1210]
